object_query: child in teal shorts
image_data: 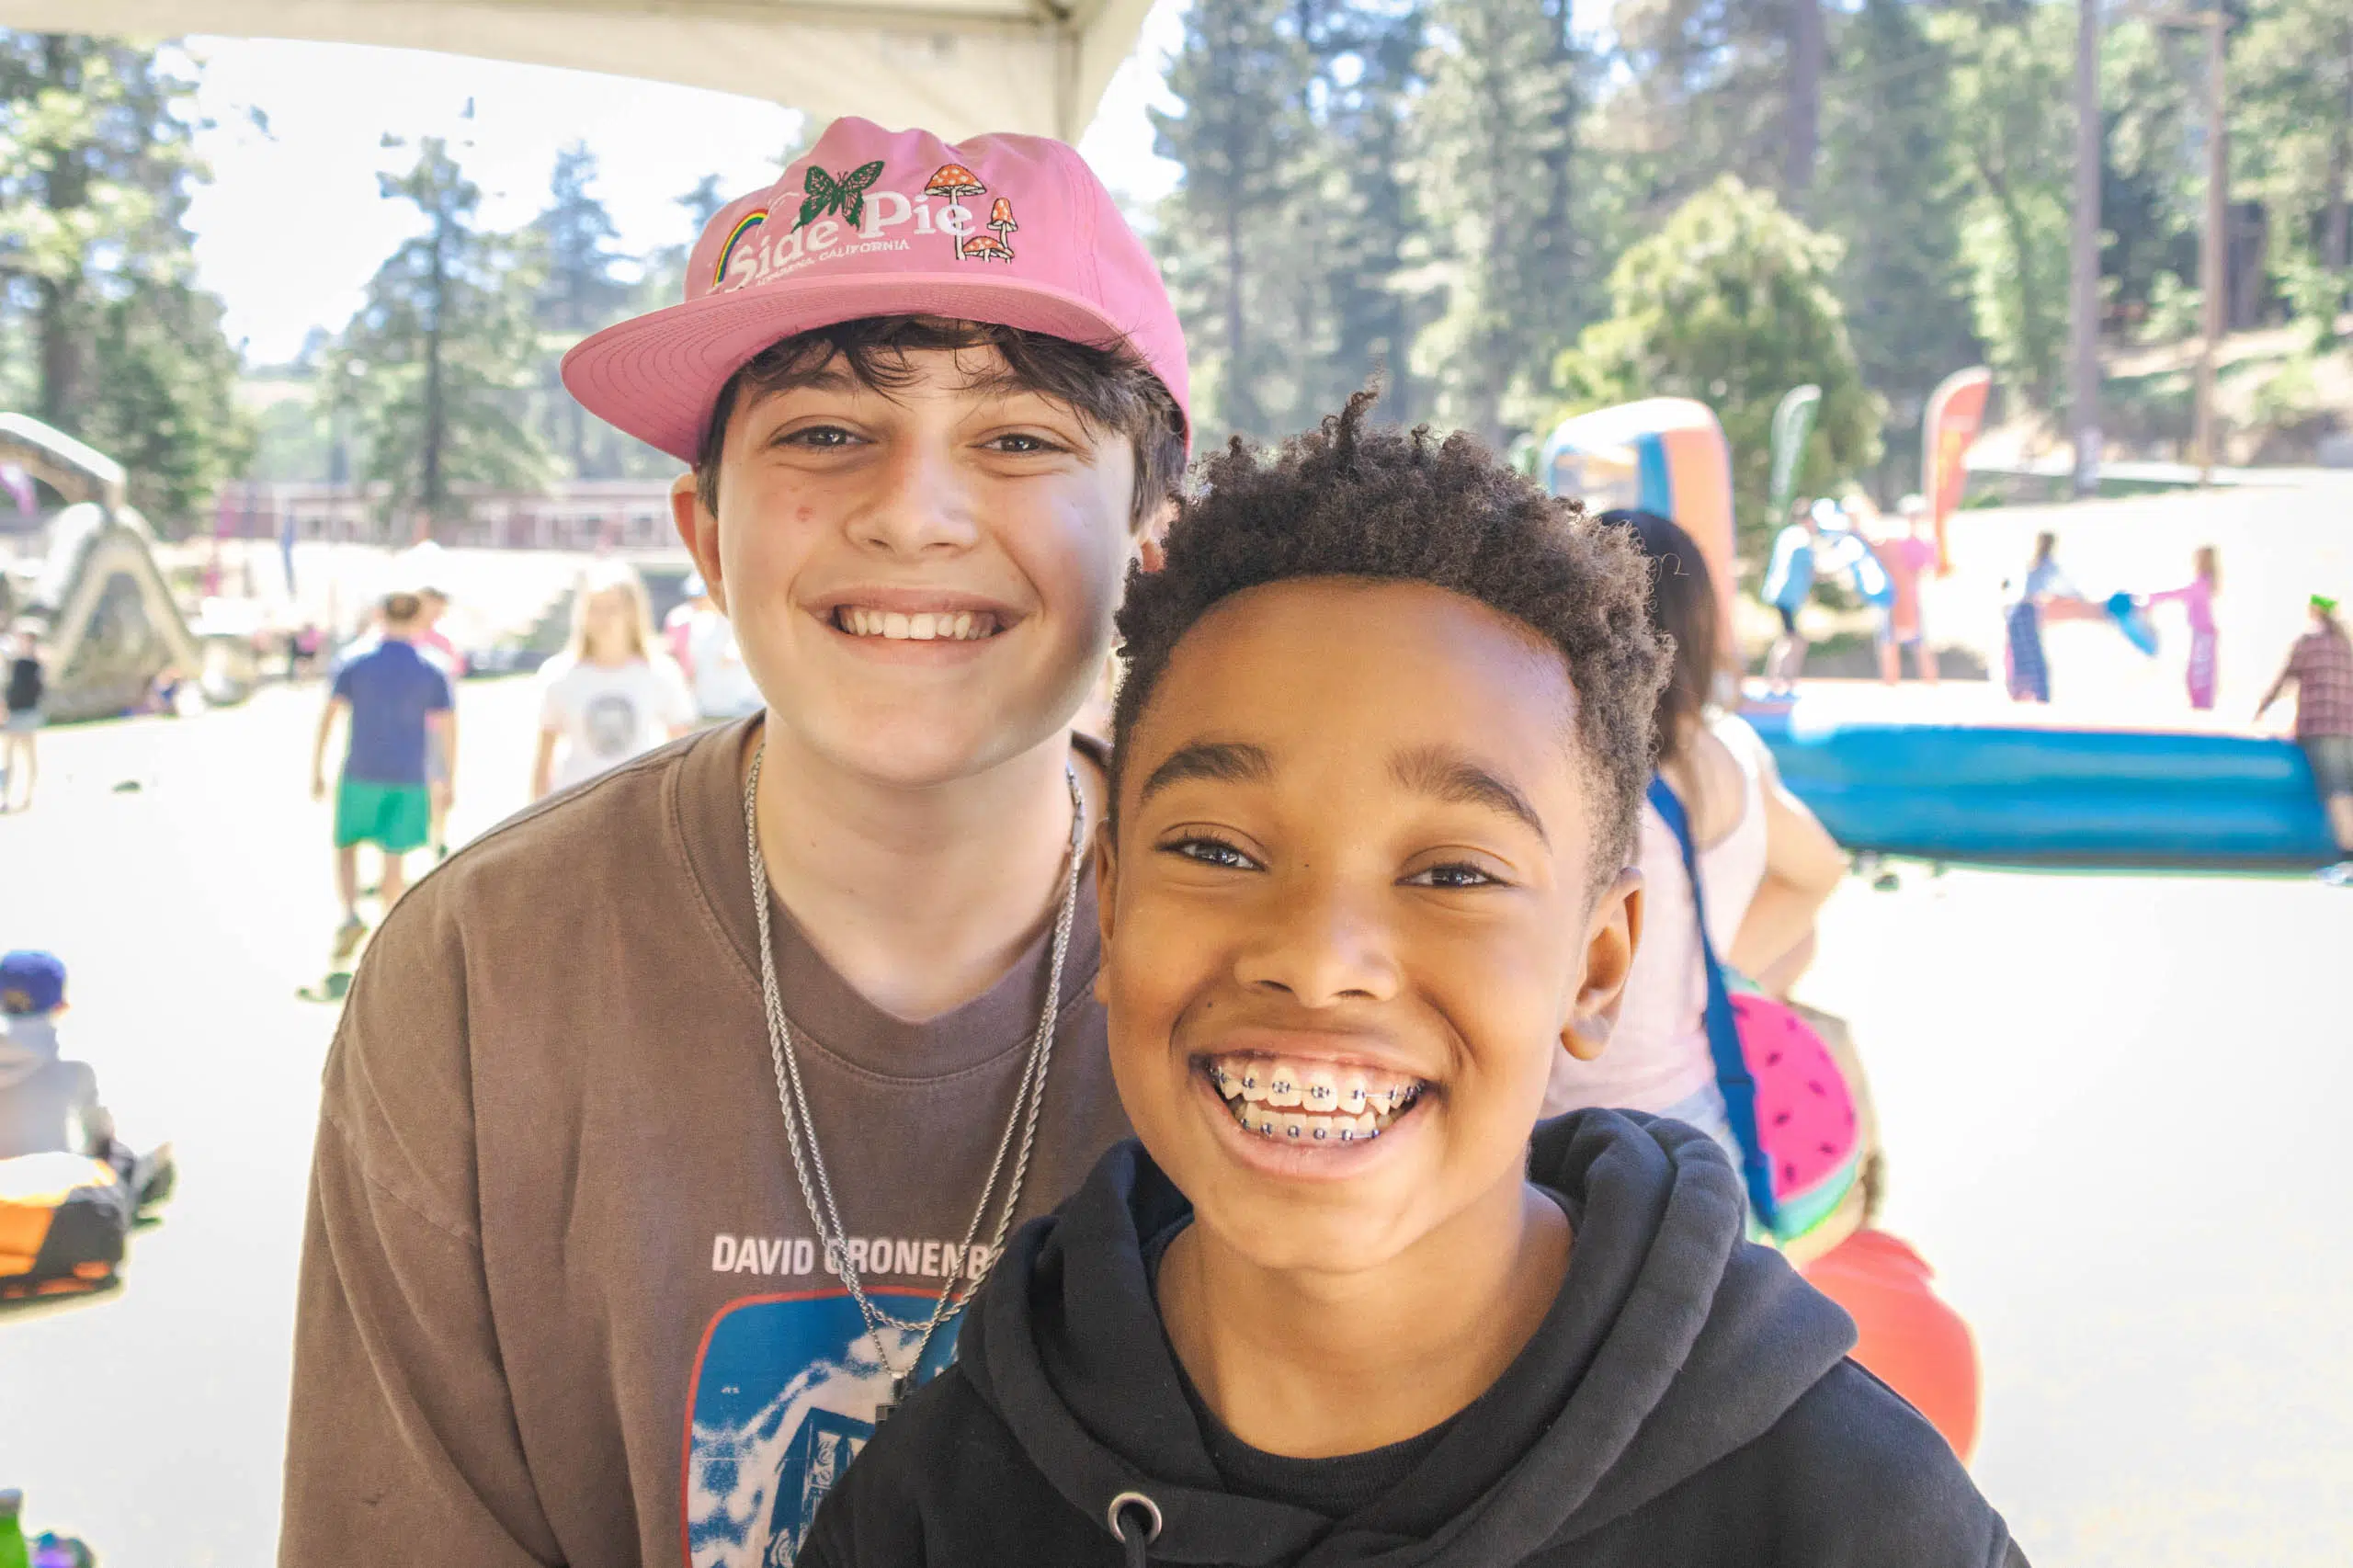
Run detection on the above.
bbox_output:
[311,592,456,958]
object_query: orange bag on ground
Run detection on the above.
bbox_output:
[1801,1227,1981,1464]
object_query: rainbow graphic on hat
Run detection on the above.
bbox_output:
[712,208,768,288]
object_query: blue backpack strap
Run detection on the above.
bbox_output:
[1644,777,1780,1228]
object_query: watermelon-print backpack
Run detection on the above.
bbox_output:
[1645,778,1861,1246]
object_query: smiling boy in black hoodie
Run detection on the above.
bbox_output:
[801,395,2027,1568]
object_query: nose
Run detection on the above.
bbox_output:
[848,436,983,558]
[1230,875,1402,1008]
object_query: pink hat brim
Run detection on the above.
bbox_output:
[562,274,1164,463]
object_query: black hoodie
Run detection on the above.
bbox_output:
[801,1110,2027,1568]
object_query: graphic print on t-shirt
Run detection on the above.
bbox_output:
[585,692,642,759]
[684,1285,962,1567]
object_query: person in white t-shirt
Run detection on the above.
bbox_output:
[530,562,695,799]
[683,597,763,722]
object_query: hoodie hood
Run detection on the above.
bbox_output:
[0,1013,61,1089]
[956,1109,1858,1566]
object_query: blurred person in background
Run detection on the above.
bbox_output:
[671,562,763,723]
[1544,510,1846,1147]
[313,592,457,959]
[2257,593,2353,885]
[3,624,43,812]
[1870,495,1941,687]
[2146,546,2221,711]
[529,561,694,799]
[1760,497,1821,696]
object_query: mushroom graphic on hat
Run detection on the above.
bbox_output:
[925,162,988,261]
[965,196,1018,262]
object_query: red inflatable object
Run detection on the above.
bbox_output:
[1800,1228,1982,1464]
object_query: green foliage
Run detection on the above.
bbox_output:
[0,32,250,529]
[81,278,253,523]
[2138,270,2205,347]
[1814,0,1977,494]
[1606,0,1792,208]
[2238,0,2353,347]
[1411,0,1586,445]
[1150,0,1312,439]
[2248,353,2323,429]
[325,136,548,535]
[1552,176,1880,555]
[2275,252,2348,348]
[1935,3,2075,412]
[531,142,648,478]
[2098,21,2201,327]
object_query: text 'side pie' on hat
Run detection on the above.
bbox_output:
[562,117,1189,463]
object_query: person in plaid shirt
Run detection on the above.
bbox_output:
[2258,594,2353,885]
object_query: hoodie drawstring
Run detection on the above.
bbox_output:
[1107,1491,1162,1568]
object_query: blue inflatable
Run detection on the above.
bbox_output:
[1747,706,2339,870]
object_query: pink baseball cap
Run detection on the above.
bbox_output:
[563,116,1188,463]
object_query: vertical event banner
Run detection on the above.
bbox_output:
[1921,368,1992,575]
[1767,385,1822,534]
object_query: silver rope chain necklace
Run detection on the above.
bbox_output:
[742,743,1085,1422]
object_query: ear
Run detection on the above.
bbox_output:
[1563,869,1641,1062]
[1091,820,1120,1006]
[1132,495,1176,574]
[671,472,726,612]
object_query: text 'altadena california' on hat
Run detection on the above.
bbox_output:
[562,117,1189,465]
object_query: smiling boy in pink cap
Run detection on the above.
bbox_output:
[280,118,1188,1568]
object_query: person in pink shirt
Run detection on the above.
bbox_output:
[2146,545,2220,710]
[1870,494,1940,686]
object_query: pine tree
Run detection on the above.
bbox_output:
[328,136,547,537]
[0,32,251,527]
[1934,3,2077,412]
[2236,0,2353,330]
[1151,0,1310,439]
[532,142,633,477]
[1602,0,1790,212]
[1413,0,1586,448]
[1816,0,1979,492]
[1309,2,1437,423]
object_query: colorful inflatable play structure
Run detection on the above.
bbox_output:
[1540,395,2337,872]
[1539,398,1737,636]
[1746,700,2340,870]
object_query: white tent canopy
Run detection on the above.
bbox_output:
[0,0,1155,140]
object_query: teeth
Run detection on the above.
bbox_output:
[837,608,997,641]
[1209,1055,1424,1146]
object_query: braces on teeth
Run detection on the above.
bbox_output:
[1207,1060,1427,1142]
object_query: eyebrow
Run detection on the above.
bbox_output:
[1138,740,1273,804]
[1389,744,1550,846]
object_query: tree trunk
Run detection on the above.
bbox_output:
[422,209,449,539]
[1223,187,1248,436]
[35,35,85,431]
[1786,0,1824,203]
[2326,64,2351,272]
[36,277,76,432]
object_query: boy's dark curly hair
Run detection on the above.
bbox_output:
[1110,390,1671,877]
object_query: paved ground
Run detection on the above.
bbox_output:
[0,657,2347,1562]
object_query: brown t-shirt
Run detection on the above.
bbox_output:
[279,720,1129,1568]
